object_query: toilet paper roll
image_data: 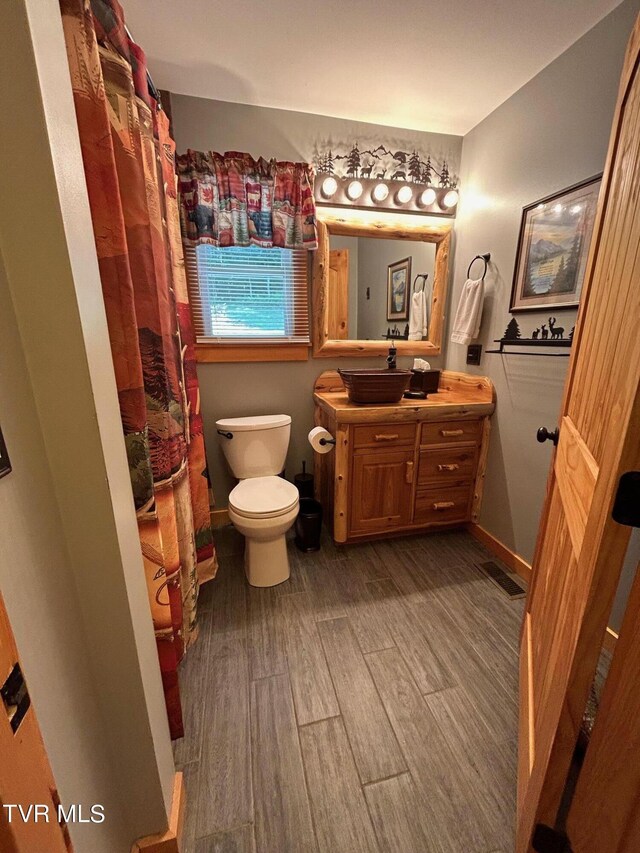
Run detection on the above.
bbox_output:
[308,426,335,454]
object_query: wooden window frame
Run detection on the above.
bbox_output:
[195,341,310,363]
[185,245,311,363]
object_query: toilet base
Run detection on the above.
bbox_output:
[229,502,298,588]
[244,534,290,587]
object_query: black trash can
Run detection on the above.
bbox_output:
[295,498,323,552]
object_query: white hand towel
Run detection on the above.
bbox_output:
[408,290,428,341]
[451,278,485,345]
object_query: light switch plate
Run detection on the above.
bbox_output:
[466,344,482,366]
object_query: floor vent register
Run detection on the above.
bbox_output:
[475,560,526,599]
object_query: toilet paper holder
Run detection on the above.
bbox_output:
[308,425,336,453]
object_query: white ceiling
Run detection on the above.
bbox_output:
[124,0,622,136]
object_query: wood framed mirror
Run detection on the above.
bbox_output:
[312,213,452,358]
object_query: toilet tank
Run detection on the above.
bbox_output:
[216,414,292,479]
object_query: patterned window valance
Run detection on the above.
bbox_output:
[177,150,318,250]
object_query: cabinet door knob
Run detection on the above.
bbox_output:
[433,501,455,510]
[441,429,464,437]
[437,463,459,472]
[405,461,414,484]
[374,433,400,442]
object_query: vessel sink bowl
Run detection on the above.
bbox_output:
[338,368,412,404]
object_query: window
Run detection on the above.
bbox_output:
[185,244,310,358]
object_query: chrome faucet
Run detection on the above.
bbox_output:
[387,343,397,370]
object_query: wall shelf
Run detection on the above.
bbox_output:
[485,337,572,357]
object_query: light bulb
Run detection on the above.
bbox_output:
[553,203,563,214]
[442,189,459,208]
[347,180,363,201]
[372,182,389,202]
[396,185,413,204]
[321,176,337,198]
[420,187,437,206]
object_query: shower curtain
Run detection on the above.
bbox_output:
[60,0,217,738]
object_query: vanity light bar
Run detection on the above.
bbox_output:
[315,173,459,217]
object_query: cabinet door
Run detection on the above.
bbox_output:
[350,449,414,535]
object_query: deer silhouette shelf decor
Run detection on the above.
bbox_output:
[486,318,574,357]
[548,317,565,339]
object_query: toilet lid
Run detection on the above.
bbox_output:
[216,414,291,432]
[229,476,299,519]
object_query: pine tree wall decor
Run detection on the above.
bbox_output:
[504,318,521,340]
[313,142,460,216]
[346,144,361,177]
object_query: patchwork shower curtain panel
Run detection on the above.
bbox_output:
[177,150,318,249]
[61,0,216,738]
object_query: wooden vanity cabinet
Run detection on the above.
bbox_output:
[351,441,416,535]
[313,370,495,544]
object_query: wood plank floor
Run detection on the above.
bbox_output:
[176,526,524,853]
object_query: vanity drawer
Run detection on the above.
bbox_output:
[414,486,472,525]
[421,419,481,446]
[417,446,478,486]
[353,422,416,450]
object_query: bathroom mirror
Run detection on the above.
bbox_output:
[312,214,452,357]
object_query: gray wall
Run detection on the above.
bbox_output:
[611,530,640,633]
[171,97,458,503]
[170,95,462,177]
[357,238,435,340]
[445,0,640,563]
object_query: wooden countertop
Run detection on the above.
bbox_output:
[314,369,495,424]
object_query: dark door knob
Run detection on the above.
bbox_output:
[537,426,559,446]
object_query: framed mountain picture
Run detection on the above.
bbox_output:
[510,175,602,312]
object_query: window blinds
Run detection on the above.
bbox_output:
[184,244,310,343]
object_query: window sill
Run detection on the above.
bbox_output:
[195,342,310,363]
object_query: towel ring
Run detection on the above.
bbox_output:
[467,253,491,281]
[413,273,429,292]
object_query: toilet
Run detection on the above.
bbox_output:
[216,414,299,587]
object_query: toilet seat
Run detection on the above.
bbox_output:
[229,476,299,519]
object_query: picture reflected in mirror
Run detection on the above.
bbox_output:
[387,257,412,321]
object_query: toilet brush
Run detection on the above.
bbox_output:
[294,460,314,499]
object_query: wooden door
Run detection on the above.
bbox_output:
[350,448,413,534]
[518,15,640,852]
[328,249,349,339]
[0,594,70,852]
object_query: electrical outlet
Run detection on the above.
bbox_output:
[466,344,482,366]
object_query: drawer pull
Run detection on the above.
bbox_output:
[405,461,414,484]
[440,429,464,437]
[374,433,400,442]
[433,501,455,510]
[437,463,459,472]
